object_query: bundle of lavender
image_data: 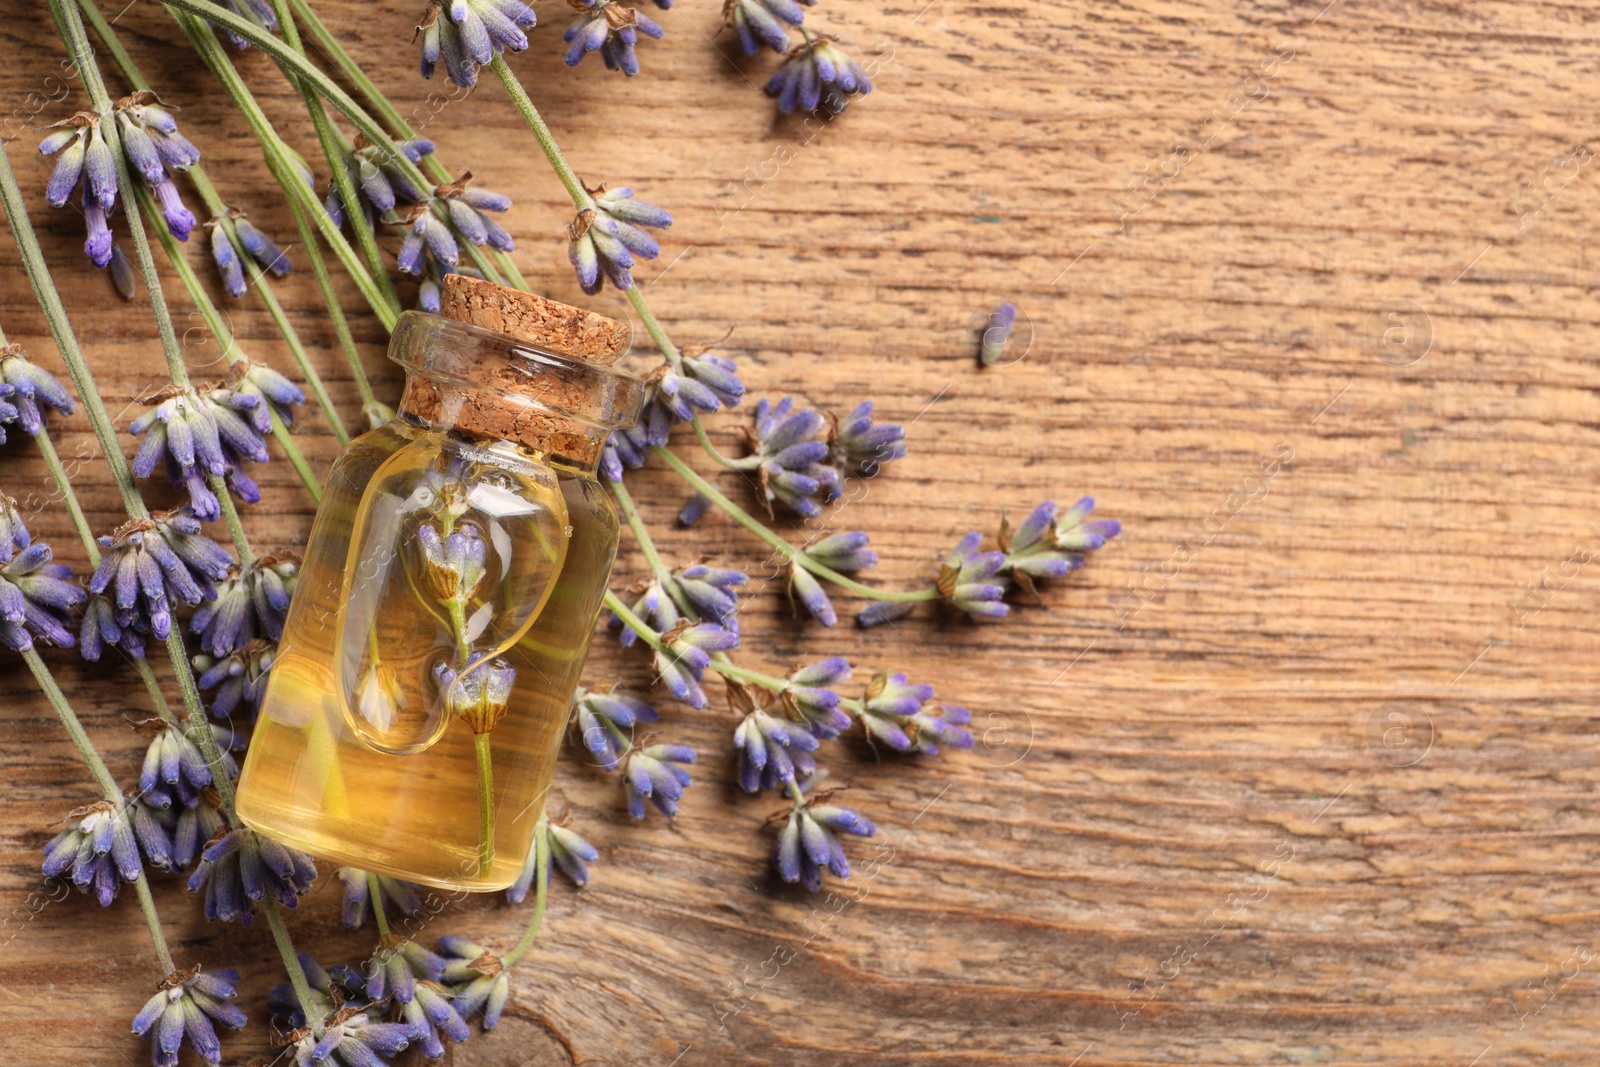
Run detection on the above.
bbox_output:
[0,1,1117,1063]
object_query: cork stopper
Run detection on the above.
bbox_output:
[392,278,642,464]
[439,275,629,364]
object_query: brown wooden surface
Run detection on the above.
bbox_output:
[2,0,1599,1063]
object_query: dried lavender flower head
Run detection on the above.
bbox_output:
[0,513,84,652]
[0,345,75,436]
[773,796,875,892]
[569,185,673,294]
[416,0,537,88]
[768,35,873,115]
[131,966,247,1067]
[564,0,665,76]
[186,826,317,925]
[724,0,814,55]
[42,800,142,906]
[746,397,840,518]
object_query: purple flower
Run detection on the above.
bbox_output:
[272,956,418,1065]
[859,671,973,754]
[39,113,119,267]
[86,513,233,652]
[400,978,472,1057]
[1054,496,1122,552]
[671,562,746,628]
[568,185,672,294]
[768,35,874,115]
[725,0,812,54]
[677,491,711,525]
[338,867,425,930]
[439,936,510,1029]
[326,137,434,230]
[130,790,176,870]
[191,553,298,657]
[363,937,446,1006]
[194,640,276,721]
[114,93,200,239]
[655,350,744,422]
[396,202,460,280]
[573,686,658,770]
[0,346,75,435]
[786,534,875,627]
[42,800,142,906]
[231,362,306,434]
[170,795,224,870]
[416,0,537,89]
[208,214,290,297]
[507,812,599,899]
[138,721,219,808]
[0,533,84,652]
[937,530,1008,619]
[0,496,25,564]
[211,0,280,48]
[748,397,839,518]
[132,967,247,1067]
[564,0,664,76]
[186,827,317,925]
[437,173,515,252]
[734,706,818,793]
[773,801,875,892]
[130,388,269,521]
[612,577,678,647]
[980,302,1017,365]
[653,623,737,708]
[623,742,696,818]
[996,499,1119,599]
[434,654,515,734]
[780,656,852,738]
[830,401,905,481]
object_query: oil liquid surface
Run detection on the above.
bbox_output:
[236,422,619,891]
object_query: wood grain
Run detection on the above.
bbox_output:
[2,0,1598,1063]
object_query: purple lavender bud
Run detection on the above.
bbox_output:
[677,491,711,525]
[568,187,671,294]
[210,222,246,297]
[82,190,113,269]
[42,801,142,906]
[831,400,906,480]
[937,530,1010,619]
[856,598,916,628]
[417,0,536,88]
[773,800,873,892]
[233,217,290,276]
[980,302,1017,365]
[574,687,658,770]
[805,530,877,572]
[725,0,802,54]
[0,531,83,652]
[0,348,74,436]
[623,742,696,818]
[767,37,873,114]
[132,967,247,1067]
[787,562,836,626]
[187,826,316,924]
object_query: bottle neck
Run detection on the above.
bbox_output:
[397,374,605,475]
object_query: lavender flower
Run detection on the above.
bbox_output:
[186,827,317,924]
[434,655,515,734]
[624,742,696,818]
[171,795,224,870]
[788,532,877,628]
[773,802,875,892]
[672,562,746,628]
[786,563,835,626]
[194,639,276,721]
[653,623,738,708]
[132,967,247,1067]
[273,961,417,1066]
[43,801,142,906]
[401,979,472,1058]
[724,0,811,54]
[338,867,425,930]
[364,937,446,1006]
[605,397,670,473]
[110,244,138,299]
[416,521,487,603]
[437,172,515,252]
[780,656,852,738]
[191,553,299,656]
[734,707,818,793]
[613,577,679,647]
[416,0,537,89]
[0,346,75,435]
[0,533,84,652]
[937,531,1008,619]
[210,0,280,49]
[130,390,231,521]
[830,401,905,481]
[231,362,306,434]
[326,137,434,230]
[87,513,233,651]
[859,671,973,754]
[397,203,460,281]
[655,349,745,421]
[518,819,599,892]
[677,491,711,525]
[568,186,672,294]
[130,790,175,870]
[997,499,1119,598]
[564,0,664,76]
[439,936,510,1029]
[980,302,1017,365]
[114,92,200,239]
[39,113,118,266]
[747,397,839,518]
[0,383,16,442]
[573,686,658,770]
[1053,496,1122,552]
[139,721,214,803]
[768,35,874,115]
[208,214,290,297]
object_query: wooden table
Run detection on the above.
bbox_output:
[2,1,1597,1063]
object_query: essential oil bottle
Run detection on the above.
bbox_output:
[236,277,644,891]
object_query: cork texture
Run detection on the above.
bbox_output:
[440,274,629,364]
[399,277,632,462]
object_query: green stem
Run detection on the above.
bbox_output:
[488,55,590,207]
[74,0,350,447]
[49,0,188,385]
[30,430,96,555]
[211,477,255,565]
[503,815,549,966]
[474,731,494,876]
[22,646,175,973]
[263,896,323,1034]
[285,193,390,426]
[603,591,664,653]
[367,872,391,939]
[609,479,669,579]
[652,446,938,603]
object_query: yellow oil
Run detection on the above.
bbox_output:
[236,421,620,891]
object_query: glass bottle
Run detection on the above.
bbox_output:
[236,280,644,892]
